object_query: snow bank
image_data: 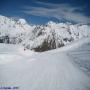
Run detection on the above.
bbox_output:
[45,37,90,53]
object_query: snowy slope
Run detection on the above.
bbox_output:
[0,15,36,44]
[0,37,90,90]
[0,15,34,36]
[22,21,89,51]
[68,38,90,75]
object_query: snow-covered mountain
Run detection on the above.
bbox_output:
[0,15,89,51]
[0,15,35,44]
[0,15,34,34]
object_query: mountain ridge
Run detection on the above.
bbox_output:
[0,15,89,52]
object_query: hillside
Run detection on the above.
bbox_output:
[0,15,89,51]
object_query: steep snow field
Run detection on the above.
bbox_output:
[0,37,90,90]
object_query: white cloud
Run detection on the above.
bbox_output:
[21,2,90,24]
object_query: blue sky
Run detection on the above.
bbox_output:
[0,0,90,24]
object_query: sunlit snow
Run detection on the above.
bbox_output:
[0,37,90,90]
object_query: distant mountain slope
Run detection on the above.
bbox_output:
[0,15,89,52]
